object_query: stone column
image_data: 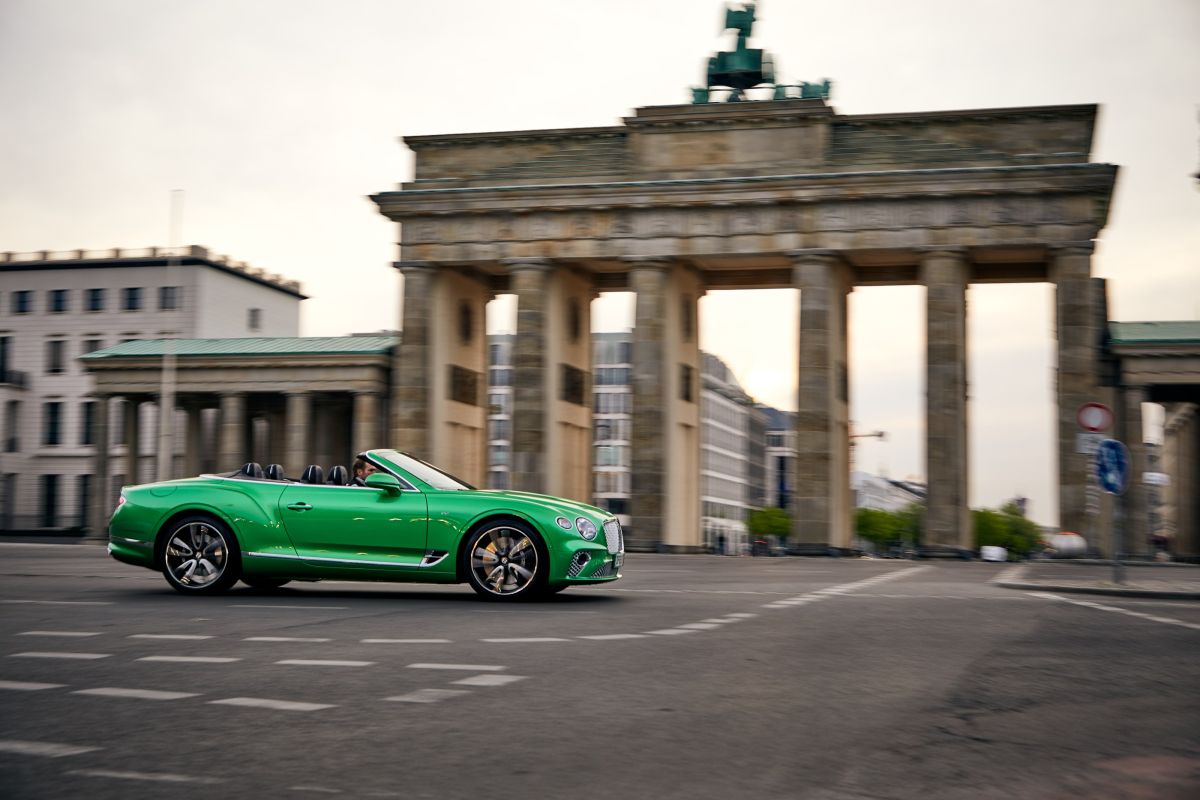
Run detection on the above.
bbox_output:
[630,261,669,551]
[790,251,853,552]
[285,391,311,477]
[391,262,434,458]
[921,248,971,552]
[87,394,111,541]
[352,391,381,455]
[1121,385,1149,556]
[1054,243,1098,539]
[218,392,246,471]
[124,397,141,485]
[183,402,204,477]
[508,260,551,494]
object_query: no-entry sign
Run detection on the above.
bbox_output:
[1077,402,1114,433]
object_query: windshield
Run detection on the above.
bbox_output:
[373,450,475,491]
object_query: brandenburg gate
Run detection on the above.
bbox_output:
[372,12,1117,554]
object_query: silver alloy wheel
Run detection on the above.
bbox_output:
[469,526,539,596]
[164,521,228,588]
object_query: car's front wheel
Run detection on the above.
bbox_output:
[464,521,547,601]
[160,516,241,594]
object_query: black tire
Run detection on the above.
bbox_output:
[241,576,292,591]
[463,519,548,601]
[159,515,241,594]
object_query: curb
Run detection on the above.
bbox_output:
[995,580,1200,601]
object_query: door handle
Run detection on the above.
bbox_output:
[286,502,313,512]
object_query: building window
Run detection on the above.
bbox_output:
[448,365,480,406]
[561,364,586,406]
[457,302,472,344]
[122,287,142,311]
[247,307,262,331]
[3,400,18,452]
[80,401,96,445]
[681,364,695,403]
[86,288,105,312]
[82,338,103,356]
[488,444,509,466]
[159,286,181,310]
[12,290,33,314]
[488,418,510,441]
[40,475,60,528]
[567,299,582,343]
[45,339,66,374]
[49,289,69,313]
[77,474,92,528]
[43,401,63,445]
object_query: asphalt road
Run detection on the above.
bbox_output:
[1,545,1198,800]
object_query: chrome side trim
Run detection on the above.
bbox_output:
[421,551,449,568]
[245,551,436,569]
[113,537,152,549]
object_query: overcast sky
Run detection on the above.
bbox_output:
[2,0,1197,526]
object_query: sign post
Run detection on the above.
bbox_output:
[1077,403,1114,554]
[1095,438,1130,585]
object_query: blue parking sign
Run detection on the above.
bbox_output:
[1095,439,1130,495]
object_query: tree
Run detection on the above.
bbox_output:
[972,502,1041,557]
[747,507,791,539]
[854,508,901,547]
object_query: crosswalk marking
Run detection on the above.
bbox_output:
[17,631,102,638]
[385,689,470,703]
[9,651,111,660]
[407,663,506,671]
[137,656,241,664]
[452,674,527,687]
[209,697,335,712]
[74,687,199,701]
[275,659,375,667]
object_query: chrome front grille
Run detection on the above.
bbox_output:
[567,551,591,578]
[603,519,623,554]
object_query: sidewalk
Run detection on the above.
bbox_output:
[993,561,1200,601]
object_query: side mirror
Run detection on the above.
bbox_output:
[364,472,403,496]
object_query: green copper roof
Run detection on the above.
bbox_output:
[1109,321,1200,345]
[81,336,398,360]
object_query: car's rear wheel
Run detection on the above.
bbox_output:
[464,521,547,601]
[241,576,292,591]
[160,516,240,594]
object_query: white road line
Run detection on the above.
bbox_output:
[0,680,65,691]
[10,651,111,660]
[407,663,506,671]
[577,633,648,640]
[481,637,569,643]
[129,634,213,640]
[1030,592,1200,630]
[17,631,102,638]
[452,674,528,687]
[0,739,102,758]
[74,687,198,701]
[678,623,721,630]
[290,786,344,794]
[275,659,375,667]
[230,604,347,610]
[1,600,113,606]
[69,769,223,785]
[209,697,335,712]
[361,638,453,644]
[700,618,738,624]
[243,636,332,643]
[138,656,242,664]
[385,689,470,703]
[646,628,699,636]
[762,604,790,609]
[726,613,758,618]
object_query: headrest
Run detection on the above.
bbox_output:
[300,465,324,484]
[327,465,349,486]
[265,464,286,481]
[240,462,264,479]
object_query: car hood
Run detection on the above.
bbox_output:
[468,490,609,519]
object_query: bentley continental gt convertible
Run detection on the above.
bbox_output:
[107,449,624,601]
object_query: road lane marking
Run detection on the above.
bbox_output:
[452,674,528,687]
[209,697,335,711]
[678,623,721,630]
[407,663,505,671]
[726,613,757,618]
[385,689,470,703]
[0,740,102,757]
[275,659,375,667]
[362,638,453,644]
[1030,592,1200,630]
[701,618,739,624]
[290,786,344,794]
[74,687,199,700]
[481,637,569,643]
[646,628,699,635]
[9,651,111,660]
[577,633,648,640]
[1,600,113,606]
[0,680,65,691]
[760,567,932,610]
[230,604,347,610]
[17,631,102,638]
[129,634,213,640]
[243,636,332,643]
[69,769,223,784]
[138,656,242,664]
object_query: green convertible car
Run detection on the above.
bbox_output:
[107,449,624,601]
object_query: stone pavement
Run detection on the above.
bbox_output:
[994,560,1200,600]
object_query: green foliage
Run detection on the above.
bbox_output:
[748,507,791,538]
[972,503,1041,556]
[854,503,923,548]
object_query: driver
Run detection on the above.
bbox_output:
[351,457,379,487]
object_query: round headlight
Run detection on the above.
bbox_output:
[555,516,573,530]
[575,517,598,540]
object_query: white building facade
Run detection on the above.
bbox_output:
[0,247,303,531]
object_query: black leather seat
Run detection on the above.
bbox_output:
[265,464,286,481]
[240,462,264,479]
[299,465,324,485]
[327,466,349,486]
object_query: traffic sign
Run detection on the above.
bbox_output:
[1076,432,1105,455]
[1095,439,1130,495]
[1077,402,1114,432]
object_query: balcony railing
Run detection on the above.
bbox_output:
[0,369,29,389]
